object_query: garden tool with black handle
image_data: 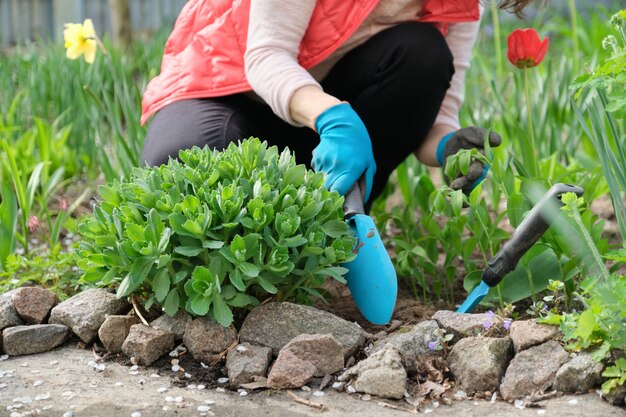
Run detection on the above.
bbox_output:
[457,183,584,313]
[342,179,398,325]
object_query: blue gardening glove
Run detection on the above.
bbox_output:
[436,127,502,194]
[312,103,376,202]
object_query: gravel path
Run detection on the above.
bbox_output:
[1,342,624,417]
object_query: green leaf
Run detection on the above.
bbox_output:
[507,192,527,228]
[173,270,188,284]
[182,219,203,237]
[98,184,121,205]
[469,183,483,207]
[158,228,173,252]
[229,269,246,291]
[203,240,225,249]
[153,269,170,302]
[257,274,278,294]
[227,293,255,307]
[117,257,154,297]
[450,190,464,217]
[81,267,108,284]
[433,192,445,213]
[164,288,180,316]
[411,245,428,259]
[212,294,234,327]
[574,309,600,340]
[0,182,18,270]
[281,235,308,247]
[284,164,306,187]
[220,285,237,300]
[192,265,213,283]
[316,266,349,283]
[157,254,171,269]
[321,220,350,238]
[174,246,204,257]
[239,262,260,278]
[125,223,145,242]
[190,295,211,316]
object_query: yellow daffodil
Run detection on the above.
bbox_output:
[64,19,98,64]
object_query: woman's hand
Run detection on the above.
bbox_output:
[312,102,376,202]
[436,127,502,194]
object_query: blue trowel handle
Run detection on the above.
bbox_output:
[483,183,583,287]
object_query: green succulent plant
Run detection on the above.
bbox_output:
[76,138,355,326]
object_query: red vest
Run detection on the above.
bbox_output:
[141,0,479,125]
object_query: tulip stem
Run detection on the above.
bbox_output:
[491,1,503,80]
[523,70,538,177]
[568,0,580,74]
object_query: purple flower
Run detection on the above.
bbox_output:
[427,341,438,351]
[483,310,496,329]
[503,319,512,330]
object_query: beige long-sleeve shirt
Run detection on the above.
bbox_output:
[244,0,483,130]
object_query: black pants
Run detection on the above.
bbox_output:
[142,22,454,206]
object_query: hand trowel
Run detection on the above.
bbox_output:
[342,180,398,325]
[457,183,584,313]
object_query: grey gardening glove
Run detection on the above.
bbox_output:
[435,127,502,194]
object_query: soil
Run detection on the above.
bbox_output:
[314,279,439,334]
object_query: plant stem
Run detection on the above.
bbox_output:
[569,204,610,282]
[491,1,503,80]
[568,0,580,74]
[525,264,536,301]
[523,70,538,177]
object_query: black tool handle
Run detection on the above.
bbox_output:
[343,179,365,219]
[482,183,583,287]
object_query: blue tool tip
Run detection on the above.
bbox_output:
[456,281,491,314]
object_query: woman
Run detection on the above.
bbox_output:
[140,0,533,206]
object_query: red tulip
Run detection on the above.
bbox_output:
[507,28,549,69]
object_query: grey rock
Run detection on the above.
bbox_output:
[98,315,141,353]
[0,293,23,331]
[500,340,569,400]
[121,324,175,366]
[280,334,344,377]
[339,343,407,399]
[183,317,237,364]
[11,286,59,324]
[555,353,604,393]
[448,336,513,394]
[3,324,69,355]
[267,349,317,389]
[509,320,559,353]
[240,302,367,357]
[370,320,443,373]
[49,289,130,343]
[226,343,272,386]
[150,310,192,340]
[432,310,495,342]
